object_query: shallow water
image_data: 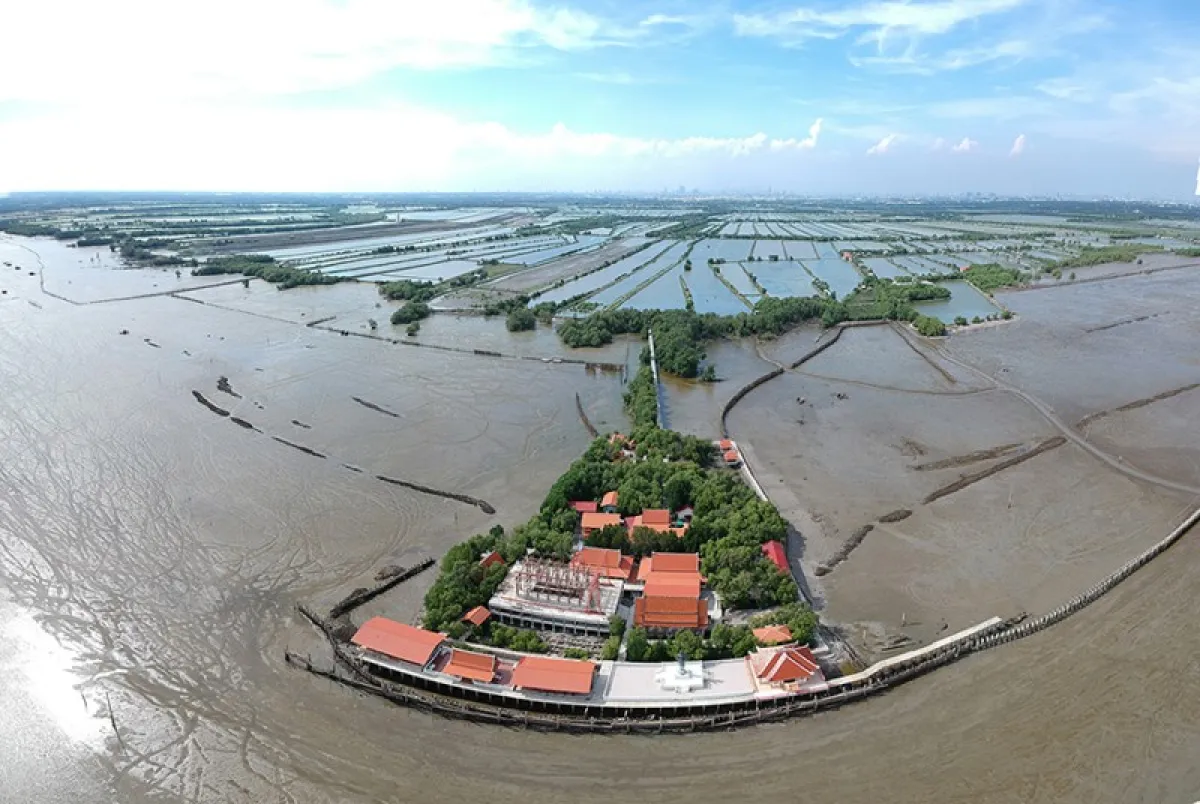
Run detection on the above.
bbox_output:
[2,236,1199,803]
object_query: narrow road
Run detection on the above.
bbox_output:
[892,323,1200,497]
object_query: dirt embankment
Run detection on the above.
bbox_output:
[922,436,1067,505]
[190,389,496,515]
[352,396,401,418]
[1084,312,1168,333]
[1077,383,1200,430]
[913,443,1024,471]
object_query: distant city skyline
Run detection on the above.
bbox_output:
[1,0,1198,199]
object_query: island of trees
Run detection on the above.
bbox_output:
[420,369,817,663]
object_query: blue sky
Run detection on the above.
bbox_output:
[2,0,1199,197]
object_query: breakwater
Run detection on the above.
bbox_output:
[328,559,436,619]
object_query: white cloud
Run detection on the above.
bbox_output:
[770,118,823,150]
[952,137,979,153]
[0,0,627,104]
[1010,134,1027,156]
[866,134,899,155]
[734,0,1029,43]
[0,103,825,191]
[931,137,947,151]
[575,72,640,85]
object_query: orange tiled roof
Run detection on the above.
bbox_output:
[641,509,671,527]
[723,449,741,463]
[581,512,623,532]
[644,574,701,599]
[601,491,619,508]
[571,546,634,580]
[443,648,498,683]
[570,500,599,514]
[648,552,700,573]
[351,617,444,667]
[753,624,793,645]
[462,605,491,627]
[634,595,709,629]
[479,551,505,569]
[751,645,819,684]
[761,540,788,574]
[511,655,596,695]
[719,439,734,451]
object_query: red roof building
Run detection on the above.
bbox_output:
[634,595,709,630]
[752,624,793,645]
[750,645,822,686]
[462,605,492,627]
[600,491,619,512]
[761,541,789,575]
[351,617,445,667]
[443,648,498,683]
[581,512,623,537]
[646,552,700,574]
[571,546,634,580]
[511,655,597,696]
[718,439,735,452]
[723,449,742,466]
[626,508,686,537]
[479,551,505,570]
[569,500,599,514]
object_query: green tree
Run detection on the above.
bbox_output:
[391,301,430,325]
[625,628,651,661]
[600,636,622,660]
[914,315,946,337]
[506,307,536,332]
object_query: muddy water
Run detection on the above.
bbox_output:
[2,236,1199,803]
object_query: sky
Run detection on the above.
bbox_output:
[1,0,1199,198]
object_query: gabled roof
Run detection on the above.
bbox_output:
[601,491,619,508]
[649,552,700,573]
[634,595,709,629]
[479,551,505,569]
[761,541,788,574]
[723,450,741,463]
[462,605,491,627]
[443,648,497,683]
[571,546,634,580]
[718,439,734,451]
[581,512,623,531]
[511,655,597,695]
[570,500,599,514]
[640,509,671,527]
[351,617,445,667]
[643,574,701,599]
[751,645,820,684]
[753,624,793,645]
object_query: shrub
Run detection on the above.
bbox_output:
[391,301,430,325]
[506,307,536,332]
[914,314,946,337]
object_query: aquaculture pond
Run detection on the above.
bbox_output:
[621,266,685,310]
[751,240,788,260]
[782,241,817,260]
[586,242,689,307]
[535,241,673,304]
[915,280,1003,323]
[506,236,605,266]
[804,259,862,299]
[748,261,817,297]
[681,265,751,314]
[862,257,909,279]
[716,263,761,298]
